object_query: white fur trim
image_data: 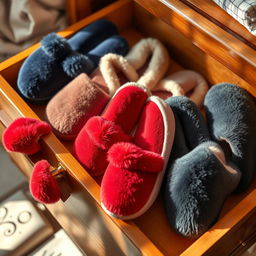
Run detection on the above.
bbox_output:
[126,38,170,90]
[156,79,185,96]
[153,70,208,106]
[99,53,139,96]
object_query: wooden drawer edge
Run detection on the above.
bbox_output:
[0,74,163,255]
[1,0,256,254]
[179,0,256,49]
[181,189,256,255]
[134,0,256,96]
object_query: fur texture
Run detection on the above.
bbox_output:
[165,96,210,152]
[204,83,256,191]
[68,19,118,53]
[17,20,127,103]
[166,141,240,238]
[108,142,164,172]
[99,53,138,96]
[29,160,61,204]
[126,38,169,89]
[165,96,241,238]
[62,54,94,77]
[41,33,71,59]
[73,83,149,176]
[154,70,208,106]
[86,35,129,68]
[86,117,131,150]
[2,118,51,155]
[46,73,109,140]
[101,98,175,219]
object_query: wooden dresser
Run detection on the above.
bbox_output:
[1,0,256,255]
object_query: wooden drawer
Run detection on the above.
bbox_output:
[1,0,256,255]
[66,0,116,24]
[179,0,256,49]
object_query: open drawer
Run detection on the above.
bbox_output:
[1,0,256,255]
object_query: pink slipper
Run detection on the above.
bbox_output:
[46,73,110,140]
[100,96,175,219]
[153,70,208,106]
[2,118,51,155]
[73,83,150,177]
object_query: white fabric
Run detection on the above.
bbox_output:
[0,0,67,61]
[212,0,256,34]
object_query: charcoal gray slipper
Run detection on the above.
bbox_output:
[204,83,256,192]
[164,96,241,238]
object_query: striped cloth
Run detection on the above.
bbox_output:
[212,0,256,34]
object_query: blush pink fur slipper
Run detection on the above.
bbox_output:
[46,73,110,140]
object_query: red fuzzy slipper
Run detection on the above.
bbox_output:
[73,83,150,176]
[100,96,175,219]
[30,160,61,204]
[2,118,51,155]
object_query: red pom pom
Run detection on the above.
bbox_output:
[108,142,164,172]
[29,160,61,204]
[2,118,51,155]
[85,116,131,150]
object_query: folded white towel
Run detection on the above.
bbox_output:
[213,0,256,34]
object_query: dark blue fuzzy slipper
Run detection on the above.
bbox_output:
[204,83,256,192]
[164,96,241,238]
[17,20,129,103]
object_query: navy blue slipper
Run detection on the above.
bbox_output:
[164,96,241,238]
[204,83,256,192]
[17,20,129,103]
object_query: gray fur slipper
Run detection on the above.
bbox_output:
[204,83,256,191]
[164,96,241,238]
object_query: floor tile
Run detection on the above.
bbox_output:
[29,229,85,256]
[0,145,25,198]
[0,190,53,256]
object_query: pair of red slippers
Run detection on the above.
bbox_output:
[2,83,175,219]
[73,82,175,219]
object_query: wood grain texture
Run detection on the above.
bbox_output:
[181,191,256,256]
[66,0,92,24]
[133,4,256,95]
[180,0,256,48]
[66,0,116,25]
[134,0,256,97]
[1,0,256,255]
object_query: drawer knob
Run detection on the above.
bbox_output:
[30,160,71,204]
